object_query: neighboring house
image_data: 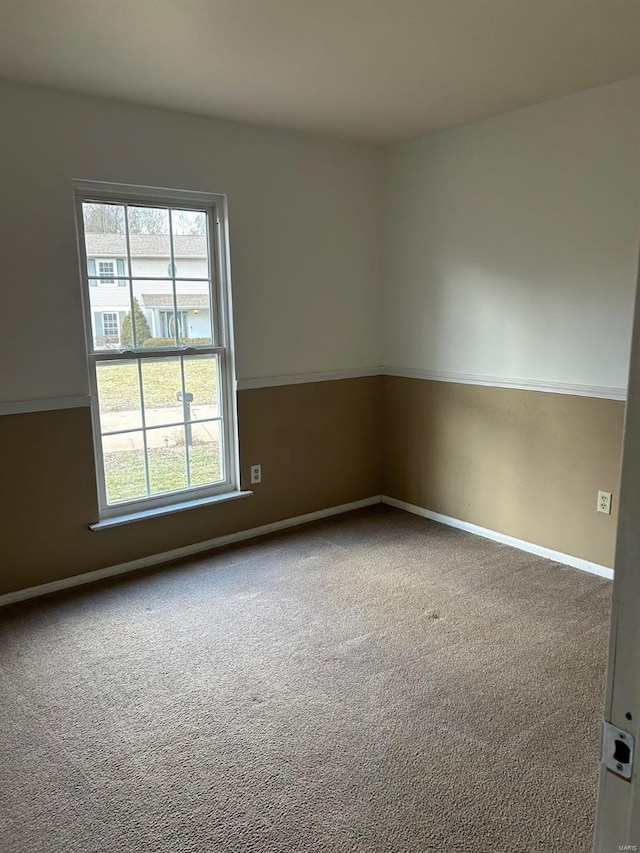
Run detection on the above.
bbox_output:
[85,233,212,347]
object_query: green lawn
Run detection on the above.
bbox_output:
[96,357,218,412]
[105,444,222,504]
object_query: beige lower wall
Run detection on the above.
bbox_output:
[382,376,625,567]
[1,373,625,597]
[0,377,381,596]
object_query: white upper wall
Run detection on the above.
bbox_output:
[3,77,639,404]
[383,77,640,392]
[0,81,382,403]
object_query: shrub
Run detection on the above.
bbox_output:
[121,298,152,348]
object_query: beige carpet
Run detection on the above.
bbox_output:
[0,506,611,852]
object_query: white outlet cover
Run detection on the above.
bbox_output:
[597,490,612,514]
[250,465,261,484]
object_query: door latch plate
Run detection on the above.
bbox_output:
[602,722,634,781]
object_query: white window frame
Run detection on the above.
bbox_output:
[97,259,117,285]
[100,311,120,339]
[74,180,241,524]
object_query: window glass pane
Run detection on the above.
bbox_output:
[141,358,184,427]
[183,354,220,420]
[103,431,147,504]
[175,281,212,344]
[83,204,129,350]
[127,206,171,277]
[147,425,188,495]
[96,360,142,433]
[82,203,127,269]
[189,420,224,487]
[171,210,209,279]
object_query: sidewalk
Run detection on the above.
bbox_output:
[101,405,219,448]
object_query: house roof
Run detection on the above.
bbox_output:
[85,233,207,258]
[141,294,209,309]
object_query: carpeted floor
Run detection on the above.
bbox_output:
[0,506,611,852]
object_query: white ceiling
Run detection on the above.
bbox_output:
[1,0,639,144]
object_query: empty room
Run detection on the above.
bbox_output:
[1,2,640,851]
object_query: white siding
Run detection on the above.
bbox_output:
[87,258,213,342]
[128,257,207,278]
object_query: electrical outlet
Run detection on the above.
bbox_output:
[597,490,612,515]
[250,464,262,485]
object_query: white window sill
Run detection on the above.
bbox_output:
[89,490,253,531]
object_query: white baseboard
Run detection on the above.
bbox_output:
[2,492,612,607]
[0,496,383,607]
[381,496,614,580]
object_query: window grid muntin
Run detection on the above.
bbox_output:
[86,202,214,351]
[88,276,212,283]
[100,417,224,438]
[122,204,139,351]
[77,189,234,518]
[178,349,191,489]
[82,198,218,354]
[136,357,152,496]
[167,208,179,347]
[83,202,215,352]
[93,341,224,505]
[102,421,225,505]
